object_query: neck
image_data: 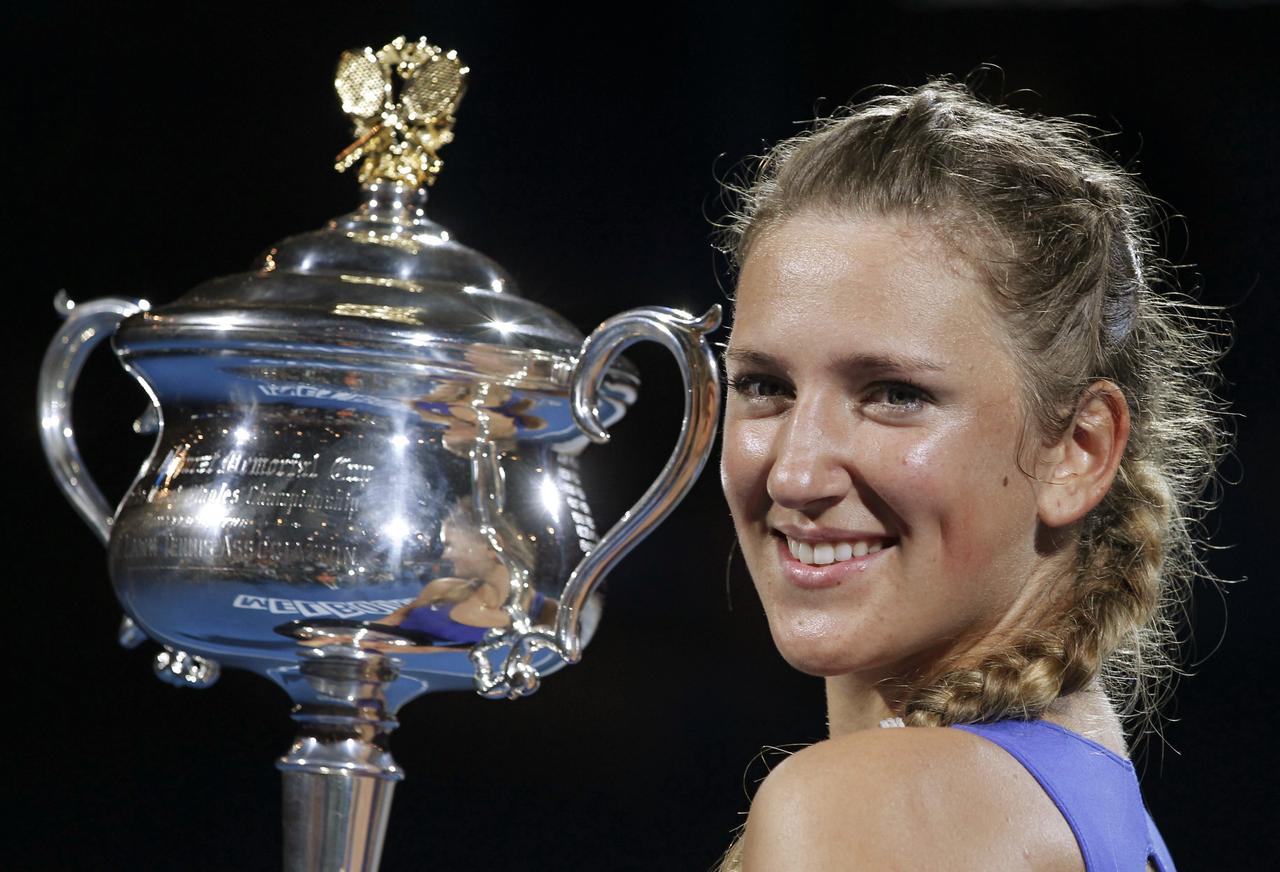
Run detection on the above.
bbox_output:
[824,672,901,737]
[822,550,1083,738]
[824,670,1126,752]
[1042,680,1129,755]
[476,563,511,605]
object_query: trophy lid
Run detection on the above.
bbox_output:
[116,36,621,387]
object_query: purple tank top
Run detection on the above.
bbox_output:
[397,590,548,645]
[397,602,489,644]
[952,720,1176,871]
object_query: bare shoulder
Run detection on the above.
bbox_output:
[740,727,1082,872]
[415,576,471,599]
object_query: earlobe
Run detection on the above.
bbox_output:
[1036,380,1130,528]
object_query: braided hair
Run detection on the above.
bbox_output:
[712,78,1227,871]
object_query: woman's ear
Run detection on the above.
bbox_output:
[1036,380,1131,528]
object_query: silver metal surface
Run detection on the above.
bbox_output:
[470,304,722,698]
[34,173,722,711]
[154,645,222,688]
[116,181,604,368]
[39,291,218,678]
[37,43,722,871]
[118,615,147,649]
[38,290,150,544]
[279,644,402,872]
[37,180,650,706]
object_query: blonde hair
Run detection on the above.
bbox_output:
[712,78,1228,871]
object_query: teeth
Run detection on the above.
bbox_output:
[786,536,891,566]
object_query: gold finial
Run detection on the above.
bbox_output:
[334,35,468,187]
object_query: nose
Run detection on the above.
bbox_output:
[766,390,854,511]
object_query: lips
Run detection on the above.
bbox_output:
[773,532,894,589]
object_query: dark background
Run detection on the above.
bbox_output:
[7,1,1277,869]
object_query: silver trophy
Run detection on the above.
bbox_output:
[38,36,719,871]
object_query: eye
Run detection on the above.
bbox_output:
[727,373,791,401]
[866,381,931,414]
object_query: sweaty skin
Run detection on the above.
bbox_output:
[722,212,1139,871]
[722,212,1079,731]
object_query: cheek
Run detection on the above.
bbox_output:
[720,417,772,518]
[893,418,1031,574]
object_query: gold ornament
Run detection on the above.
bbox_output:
[333,35,468,187]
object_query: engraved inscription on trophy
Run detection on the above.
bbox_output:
[134,447,371,519]
[119,533,362,572]
[109,405,441,588]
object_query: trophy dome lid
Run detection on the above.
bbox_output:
[115,36,636,390]
[115,182,628,390]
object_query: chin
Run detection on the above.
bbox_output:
[769,611,929,681]
[770,624,869,678]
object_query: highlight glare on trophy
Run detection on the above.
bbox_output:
[38,35,720,871]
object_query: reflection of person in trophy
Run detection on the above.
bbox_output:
[377,499,556,646]
[286,498,558,653]
[410,375,547,455]
[712,82,1224,870]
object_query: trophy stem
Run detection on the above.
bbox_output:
[278,644,405,872]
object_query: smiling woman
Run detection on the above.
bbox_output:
[713,81,1227,871]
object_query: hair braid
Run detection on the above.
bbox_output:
[901,453,1170,727]
[714,77,1228,871]
[720,77,1225,731]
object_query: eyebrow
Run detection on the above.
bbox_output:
[723,347,945,375]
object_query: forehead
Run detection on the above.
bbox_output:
[730,213,1007,365]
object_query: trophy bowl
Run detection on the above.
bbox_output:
[37,35,720,871]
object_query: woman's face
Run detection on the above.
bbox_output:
[440,514,497,575]
[721,212,1053,684]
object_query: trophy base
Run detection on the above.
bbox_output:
[281,770,397,872]
[278,643,404,872]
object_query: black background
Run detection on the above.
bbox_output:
[7,2,1277,869]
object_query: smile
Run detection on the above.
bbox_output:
[784,535,890,566]
[772,533,896,590]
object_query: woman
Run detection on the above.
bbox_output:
[378,498,557,646]
[715,80,1225,871]
[294,499,557,652]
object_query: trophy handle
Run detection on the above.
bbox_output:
[558,304,722,657]
[469,304,721,698]
[37,291,151,545]
[36,291,210,673]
